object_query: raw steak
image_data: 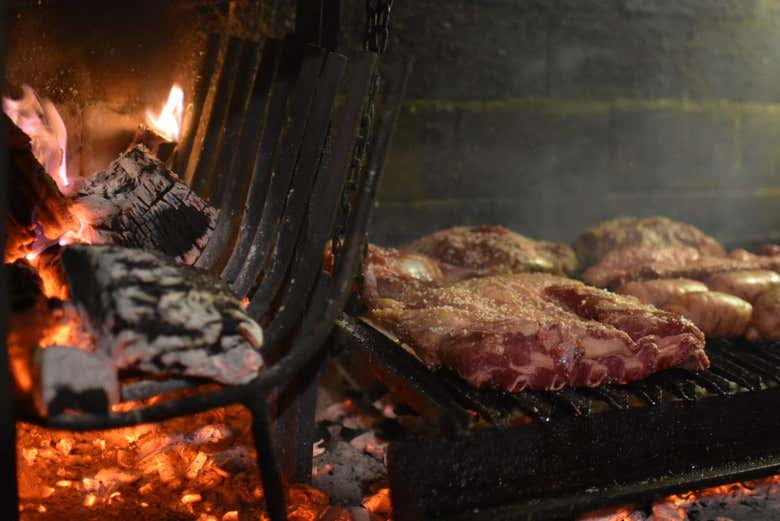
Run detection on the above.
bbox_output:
[366,272,707,392]
[574,216,726,269]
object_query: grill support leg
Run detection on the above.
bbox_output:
[248,397,287,521]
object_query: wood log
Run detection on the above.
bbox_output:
[34,345,119,417]
[71,145,218,265]
[61,244,264,385]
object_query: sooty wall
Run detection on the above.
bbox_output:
[342,0,780,248]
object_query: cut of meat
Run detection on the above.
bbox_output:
[746,287,780,342]
[663,291,753,338]
[582,245,780,290]
[616,278,708,307]
[366,272,707,392]
[573,216,726,269]
[582,246,704,288]
[362,245,444,309]
[404,225,578,278]
[704,270,780,303]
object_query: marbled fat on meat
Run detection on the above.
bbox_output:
[366,272,707,392]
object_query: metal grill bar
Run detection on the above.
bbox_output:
[221,37,302,283]
[196,38,283,271]
[190,37,246,193]
[175,32,222,176]
[231,47,327,297]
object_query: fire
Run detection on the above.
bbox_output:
[3,84,70,190]
[145,84,184,142]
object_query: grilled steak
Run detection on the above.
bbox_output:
[746,287,780,342]
[583,246,780,290]
[705,270,780,303]
[664,291,753,338]
[616,278,708,307]
[362,245,444,308]
[366,272,707,392]
[574,216,726,269]
[404,225,577,278]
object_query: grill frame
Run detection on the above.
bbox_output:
[333,315,780,520]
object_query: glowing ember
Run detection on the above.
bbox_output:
[3,84,70,190]
[581,475,780,520]
[145,84,184,142]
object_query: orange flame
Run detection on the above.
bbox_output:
[3,84,70,190]
[145,84,184,142]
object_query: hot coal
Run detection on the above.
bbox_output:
[61,244,264,384]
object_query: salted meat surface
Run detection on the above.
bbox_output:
[366,273,707,392]
[583,246,780,289]
[574,216,726,269]
[404,225,578,278]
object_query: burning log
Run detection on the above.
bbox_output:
[129,124,177,164]
[71,145,218,265]
[61,244,264,384]
[4,113,78,259]
[34,346,119,417]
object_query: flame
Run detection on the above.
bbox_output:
[3,84,70,190]
[145,84,184,142]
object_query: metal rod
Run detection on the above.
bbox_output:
[221,37,302,283]
[190,37,245,196]
[196,38,283,271]
[247,51,347,318]
[248,397,287,521]
[175,32,222,176]
[231,47,328,297]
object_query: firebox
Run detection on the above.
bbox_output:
[4,1,780,521]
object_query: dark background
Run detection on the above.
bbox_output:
[5,0,780,248]
[341,0,780,248]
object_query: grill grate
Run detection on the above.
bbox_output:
[332,315,780,521]
[334,316,780,430]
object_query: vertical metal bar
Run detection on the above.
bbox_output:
[208,40,262,206]
[274,352,322,484]
[0,3,20,514]
[190,37,245,196]
[174,32,222,176]
[248,397,287,521]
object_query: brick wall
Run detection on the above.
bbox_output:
[341,0,780,247]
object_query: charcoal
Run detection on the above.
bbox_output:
[71,145,218,265]
[61,244,264,384]
[34,345,119,417]
[7,259,45,313]
[129,124,177,164]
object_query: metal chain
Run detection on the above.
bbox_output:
[364,0,394,54]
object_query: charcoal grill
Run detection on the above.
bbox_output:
[333,315,780,520]
[0,3,411,520]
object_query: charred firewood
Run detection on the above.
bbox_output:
[71,145,218,265]
[61,244,264,385]
[34,346,119,417]
[4,113,78,256]
[129,124,177,164]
